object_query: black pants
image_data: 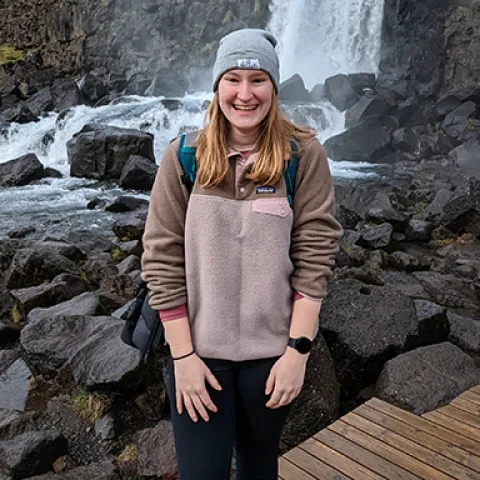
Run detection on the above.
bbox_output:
[167,356,291,480]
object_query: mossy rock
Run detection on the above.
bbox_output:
[222,9,234,25]
[0,45,24,65]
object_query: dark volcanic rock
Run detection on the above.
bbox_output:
[324,74,359,111]
[115,239,143,258]
[364,191,409,232]
[438,178,480,234]
[405,220,434,242]
[435,86,480,120]
[112,212,147,241]
[308,84,325,102]
[67,124,154,181]
[26,292,117,325]
[119,155,157,192]
[116,255,141,276]
[135,421,177,477]
[324,117,392,162]
[357,223,393,250]
[412,271,478,311]
[0,350,20,375]
[418,189,454,222]
[5,247,79,290]
[441,101,477,139]
[24,88,54,116]
[393,97,426,129]
[447,311,480,354]
[160,99,182,111]
[375,342,480,414]
[0,359,32,411]
[125,72,152,96]
[387,251,423,272]
[0,287,17,324]
[105,196,149,213]
[449,136,480,180]
[79,74,108,105]
[62,230,114,255]
[279,74,311,103]
[11,274,87,314]
[27,461,119,480]
[144,72,189,97]
[0,409,38,441]
[51,78,82,111]
[94,414,116,441]
[8,227,36,240]
[345,95,391,129]
[36,241,86,263]
[0,154,44,187]
[347,73,376,95]
[391,128,419,153]
[335,205,362,230]
[335,185,378,218]
[318,279,447,396]
[3,105,39,124]
[413,300,449,345]
[380,0,451,98]
[0,322,21,347]
[0,430,68,479]
[20,315,142,388]
[282,334,339,446]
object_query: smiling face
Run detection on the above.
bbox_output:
[217,69,274,139]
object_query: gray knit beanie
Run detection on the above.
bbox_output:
[212,29,280,92]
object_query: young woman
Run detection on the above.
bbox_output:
[141,28,342,480]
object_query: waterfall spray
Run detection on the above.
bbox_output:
[268,0,385,88]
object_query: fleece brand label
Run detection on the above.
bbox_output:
[256,186,276,194]
[237,58,261,69]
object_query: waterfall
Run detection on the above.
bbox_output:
[268,0,385,89]
[0,0,386,230]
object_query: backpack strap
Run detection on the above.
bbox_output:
[284,139,301,207]
[177,133,301,205]
[177,133,198,193]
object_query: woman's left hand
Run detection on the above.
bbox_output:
[265,348,308,409]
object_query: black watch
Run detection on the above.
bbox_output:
[287,336,312,354]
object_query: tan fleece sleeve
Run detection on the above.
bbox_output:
[290,138,343,300]
[141,139,190,310]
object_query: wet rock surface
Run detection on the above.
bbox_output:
[0,359,32,411]
[0,8,480,473]
[375,342,480,414]
[0,429,68,479]
[20,315,142,388]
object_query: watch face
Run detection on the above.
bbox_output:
[296,337,312,354]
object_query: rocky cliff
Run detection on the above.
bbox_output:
[0,0,270,91]
[380,0,480,97]
[2,0,479,95]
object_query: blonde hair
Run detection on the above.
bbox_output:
[195,90,316,188]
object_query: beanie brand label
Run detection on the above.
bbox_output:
[256,186,276,194]
[237,58,261,69]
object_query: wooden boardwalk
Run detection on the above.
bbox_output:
[279,385,480,480]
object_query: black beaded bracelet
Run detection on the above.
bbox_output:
[171,349,196,361]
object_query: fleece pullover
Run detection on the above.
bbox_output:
[141,134,342,361]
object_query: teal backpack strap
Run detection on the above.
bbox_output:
[284,139,301,207]
[177,133,197,193]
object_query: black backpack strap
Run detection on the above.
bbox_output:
[177,133,198,193]
[284,139,301,207]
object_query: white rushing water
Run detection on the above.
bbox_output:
[269,0,385,88]
[0,0,385,230]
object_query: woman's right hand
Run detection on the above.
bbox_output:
[173,354,222,422]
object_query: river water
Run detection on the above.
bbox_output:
[0,0,385,238]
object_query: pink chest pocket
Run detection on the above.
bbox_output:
[252,198,291,217]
